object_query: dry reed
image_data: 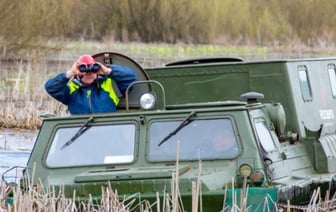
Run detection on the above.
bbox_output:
[2,167,336,211]
[0,59,69,129]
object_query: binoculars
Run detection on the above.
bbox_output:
[78,63,100,73]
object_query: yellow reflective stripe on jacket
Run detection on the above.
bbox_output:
[100,78,120,105]
[68,81,80,94]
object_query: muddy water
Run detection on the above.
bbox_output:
[0,129,37,182]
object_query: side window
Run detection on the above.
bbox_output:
[254,121,276,152]
[46,124,136,167]
[298,65,313,102]
[328,64,336,98]
[148,118,239,161]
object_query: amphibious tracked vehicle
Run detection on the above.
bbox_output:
[4,52,336,211]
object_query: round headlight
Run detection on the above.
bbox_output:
[239,164,252,177]
[140,93,156,110]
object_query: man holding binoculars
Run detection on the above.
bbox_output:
[45,54,136,114]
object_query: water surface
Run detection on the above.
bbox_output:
[0,129,36,181]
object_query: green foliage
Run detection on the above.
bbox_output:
[1,0,336,55]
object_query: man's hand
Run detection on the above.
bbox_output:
[66,62,81,79]
[97,62,112,75]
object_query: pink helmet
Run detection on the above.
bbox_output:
[77,55,95,65]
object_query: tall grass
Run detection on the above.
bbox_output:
[2,164,336,211]
[0,59,68,129]
[0,158,277,212]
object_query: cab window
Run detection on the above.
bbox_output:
[148,118,239,161]
[254,121,276,152]
[46,124,135,167]
[298,65,313,101]
[328,64,336,98]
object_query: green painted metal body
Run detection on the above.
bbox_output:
[10,53,336,211]
[146,58,336,138]
[146,58,336,174]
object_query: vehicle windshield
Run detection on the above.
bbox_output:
[148,118,239,161]
[46,124,135,167]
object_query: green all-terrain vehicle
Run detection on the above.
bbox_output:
[4,52,336,211]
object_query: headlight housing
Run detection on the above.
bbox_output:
[237,164,265,187]
[139,93,156,110]
[239,164,252,177]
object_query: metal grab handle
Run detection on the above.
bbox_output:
[125,80,166,111]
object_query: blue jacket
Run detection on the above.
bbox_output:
[45,65,136,114]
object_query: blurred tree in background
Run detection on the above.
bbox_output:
[0,0,336,56]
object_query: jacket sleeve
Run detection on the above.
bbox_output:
[44,73,71,104]
[109,65,137,96]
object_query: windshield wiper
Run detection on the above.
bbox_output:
[158,111,196,146]
[61,116,94,150]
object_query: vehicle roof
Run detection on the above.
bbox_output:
[39,100,249,121]
[148,56,336,69]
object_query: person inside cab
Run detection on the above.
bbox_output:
[211,129,239,157]
[195,126,239,159]
[45,54,136,114]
